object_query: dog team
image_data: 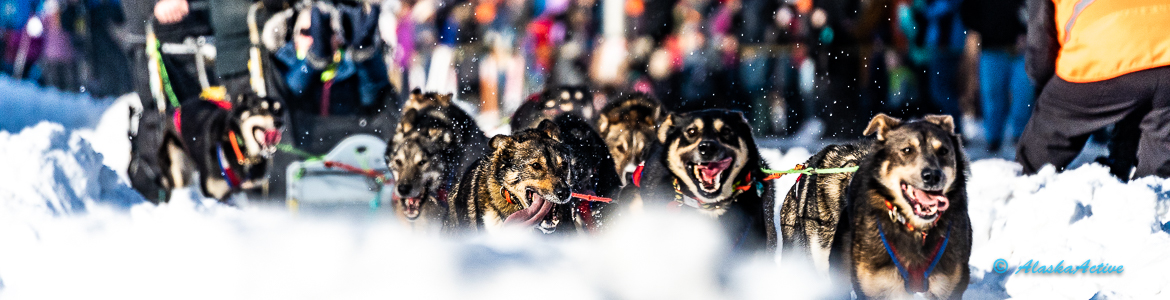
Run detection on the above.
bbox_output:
[157,86,972,299]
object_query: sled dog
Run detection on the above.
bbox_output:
[633,109,774,253]
[596,92,664,180]
[446,120,574,234]
[510,86,595,131]
[387,91,488,232]
[158,93,285,201]
[781,114,972,299]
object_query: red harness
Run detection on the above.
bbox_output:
[173,98,233,137]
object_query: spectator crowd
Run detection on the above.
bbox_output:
[1,0,1036,151]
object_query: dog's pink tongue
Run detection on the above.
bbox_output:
[698,157,733,183]
[911,188,949,211]
[504,193,554,227]
[264,130,281,146]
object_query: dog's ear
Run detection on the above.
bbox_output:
[597,114,609,133]
[435,93,453,107]
[657,113,675,143]
[404,90,423,111]
[730,111,749,126]
[399,109,417,132]
[490,134,514,151]
[864,113,902,141]
[536,119,562,142]
[922,114,956,134]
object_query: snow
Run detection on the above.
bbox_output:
[0,119,822,300]
[2,83,1168,298]
[965,160,1170,299]
[0,122,144,216]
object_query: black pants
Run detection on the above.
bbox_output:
[1017,66,1170,178]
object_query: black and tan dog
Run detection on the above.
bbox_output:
[781,114,971,299]
[596,92,664,181]
[158,93,285,202]
[399,88,452,120]
[386,91,488,232]
[510,86,595,131]
[446,120,574,234]
[778,143,869,269]
[548,113,623,233]
[633,109,774,253]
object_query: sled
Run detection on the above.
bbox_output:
[285,134,395,212]
[247,0,402,204]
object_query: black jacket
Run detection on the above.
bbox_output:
[1024,0,1059,89]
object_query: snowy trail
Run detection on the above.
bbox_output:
[2,87,1169,298]
[1,123,1166,299]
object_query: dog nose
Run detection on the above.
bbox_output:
[556,187,572,204]
[397,184,413,196]
[698,141,718,156]
[922,169,943,186]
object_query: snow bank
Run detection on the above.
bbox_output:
[2,120,1168,299]
[0,127,822,300]
[966,160,1170,299]
[0,122,145,216]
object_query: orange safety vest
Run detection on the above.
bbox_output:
[1054,0,1170,83]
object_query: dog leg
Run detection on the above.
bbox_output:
[158,135,191,202]
[855,262,910,299]
[202,173,232,201]
[927,261,965,299]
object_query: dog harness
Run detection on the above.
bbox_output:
[172,96,232,137]
[877,221,951,294]
[217,145,244,189]
[174,97,252,189]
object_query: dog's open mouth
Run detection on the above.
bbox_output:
[689,157,734,193]
[538,204,561,234]
[398,180,431,221]
[900,182,950,219]
[253,128,282,154]
[504,189,557,230]
[401,197,423,220]
[527,189,562,233]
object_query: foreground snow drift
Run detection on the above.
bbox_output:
[1,123,1168,299]
[966,160,1170,299]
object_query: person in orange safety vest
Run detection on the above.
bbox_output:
[1018,0,1170,180]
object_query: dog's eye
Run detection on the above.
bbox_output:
[721,128,734,140]
[531,162,543,171]
[686,128,697,137]
[938,147,950,155]
[901,147,913,154]
[419,159,427,165]
[394,158,403,166]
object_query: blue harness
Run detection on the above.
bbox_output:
[877,221,951,293]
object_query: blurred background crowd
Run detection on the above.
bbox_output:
[1,0,1033,152]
